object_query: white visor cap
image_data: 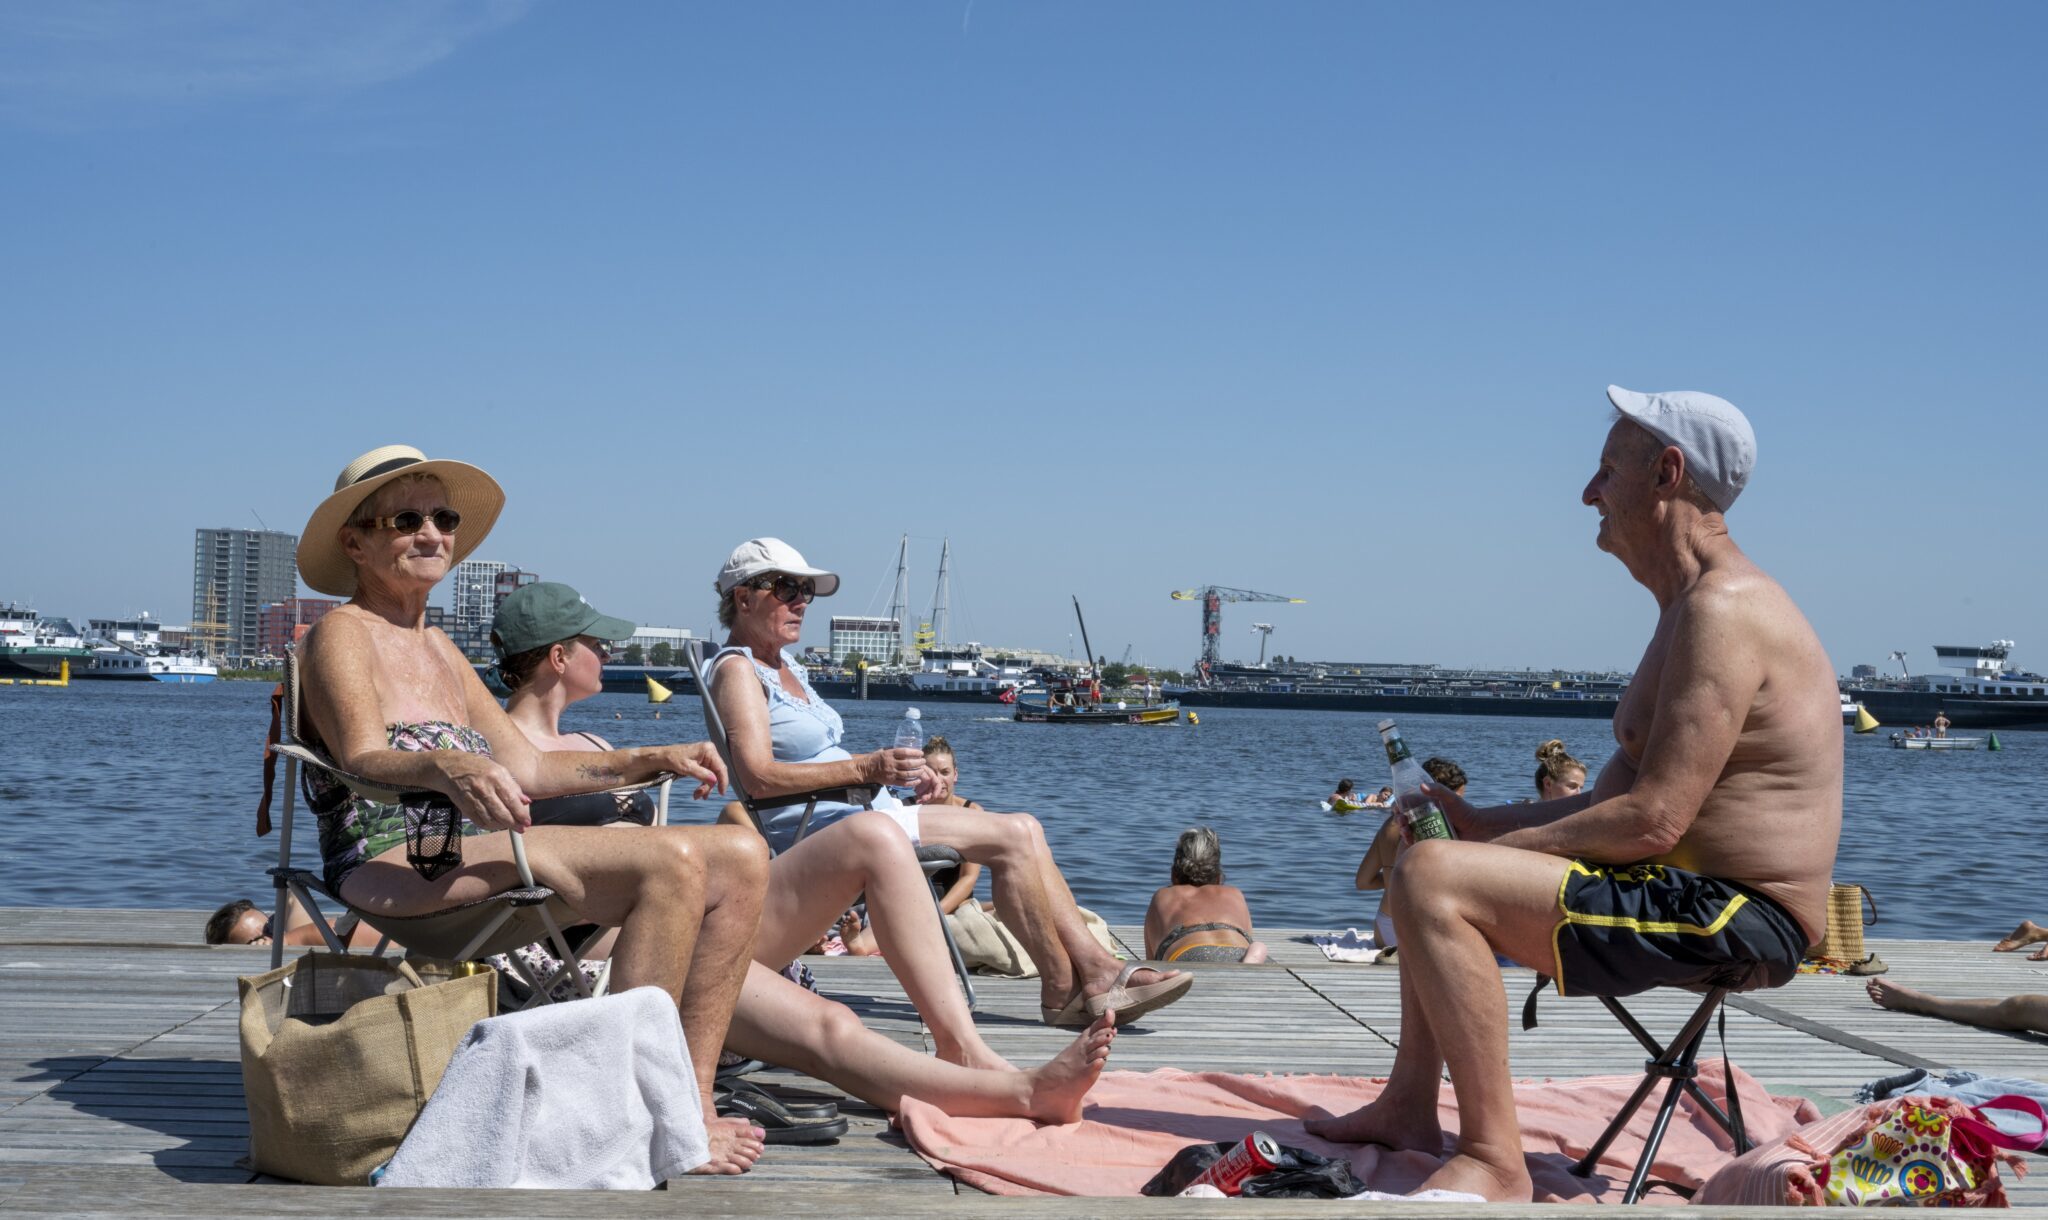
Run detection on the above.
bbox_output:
[716,537,841,597]
[1606,385,1756,512]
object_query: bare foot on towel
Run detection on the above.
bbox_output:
[1026,1011,1117,1124]
[1303,1082,1444,1154]
[690,1115,766,1175]
[1993,920,2048,952]
[1414,1149,1534,1202]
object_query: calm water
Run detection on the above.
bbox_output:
[2,681,2038,939]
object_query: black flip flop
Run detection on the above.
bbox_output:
[715,1082,848,1144]
[718,1079,839,1120]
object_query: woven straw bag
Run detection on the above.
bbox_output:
[1813,883,1878,961]
[238,953,495,1184]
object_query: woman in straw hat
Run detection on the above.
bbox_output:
[293,446,770,1174]
[490,581,1126,1128]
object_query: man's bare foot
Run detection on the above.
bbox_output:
[1993,920,2048,952]
[1867,978,1937,1015]
[1413,1150,1534,1201]
[1243,941,1270,964]
[1302,1088,1445,1154]
[689,1115,766,1174]
[1024,1011,1116,1124]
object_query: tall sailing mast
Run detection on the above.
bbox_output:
[929,537,951,649]
[885,534,911,664]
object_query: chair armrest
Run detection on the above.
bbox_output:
[274,742,446,808]
[747,783,881,815]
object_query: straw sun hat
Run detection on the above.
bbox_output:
[297,445,505,597]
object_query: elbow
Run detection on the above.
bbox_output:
[1630,806,1690,857]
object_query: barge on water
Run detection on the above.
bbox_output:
[1845,642,2048,731]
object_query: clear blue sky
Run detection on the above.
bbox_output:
[5,2,2043,674]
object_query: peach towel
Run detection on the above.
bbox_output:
[897,1059,1819,1201]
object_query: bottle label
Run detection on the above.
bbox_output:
[1383,736,1412,766]
[1407,801,1455,841]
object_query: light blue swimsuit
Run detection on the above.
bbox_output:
[706,644,900,853]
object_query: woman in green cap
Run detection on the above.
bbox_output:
[493,581,1005,1059]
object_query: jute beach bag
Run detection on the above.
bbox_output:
[944,903,1124,978]
[238,953,495,1185]
[1813,882,1877,962]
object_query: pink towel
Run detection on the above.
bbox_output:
[897,1059,1820,1201]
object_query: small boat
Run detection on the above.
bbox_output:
[1013,597,1181,725]
[1014,696,1180,725]
[1890,733,1983,751]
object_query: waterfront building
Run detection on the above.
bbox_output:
[626,625,694,659]
[258,598,342,660]
[191,528,297,661]
[829,616,902,666]
[447,560,510,658]
[1851,663,1878,680]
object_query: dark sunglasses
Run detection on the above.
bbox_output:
[366,508,462,534]
[751,574,816,605]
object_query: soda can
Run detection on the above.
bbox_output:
[1188,1130,1282,1196]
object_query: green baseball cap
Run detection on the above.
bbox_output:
[491,582,637,657]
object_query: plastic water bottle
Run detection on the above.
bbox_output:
[1378,718,1455,841]
[890,707,923,802]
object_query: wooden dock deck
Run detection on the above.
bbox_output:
[4,907,2047,1215]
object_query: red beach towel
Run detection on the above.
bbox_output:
[896,1060,1819,1201]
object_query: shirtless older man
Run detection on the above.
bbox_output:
[1307,386,1842,1201]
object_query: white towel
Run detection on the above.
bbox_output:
[1310,928,1383,964]
[379,986,708,1189]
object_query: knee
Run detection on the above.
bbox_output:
[844,810,914,864]
[815,999,869,1060]
[1387,840,1463,919]
[1002,812,1046,856]
[714,824,772,882]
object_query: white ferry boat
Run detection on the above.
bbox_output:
[0,604,94,680]
[149,653,218,684]
[907,644,1032,696]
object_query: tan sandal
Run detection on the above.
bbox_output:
[1083,962,1194,1026]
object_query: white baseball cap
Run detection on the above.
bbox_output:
[715,538,841,597]
[1606,385,1757,512]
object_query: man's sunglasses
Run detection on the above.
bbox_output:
[751,574,817,605]
[365,508,462,534]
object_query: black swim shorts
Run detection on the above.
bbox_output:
[1549,861,1806,998]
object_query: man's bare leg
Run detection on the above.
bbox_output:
[726,962,1116,1121]
[1992,920,2048,953]
[1867,979,2048,1035]
[919,806,1180,1013]
[1303,922,1447,1153]
[754,813,1012,1071]
[1355,840,1570,1202]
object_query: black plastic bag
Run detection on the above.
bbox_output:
[1140,1139,1366,1199]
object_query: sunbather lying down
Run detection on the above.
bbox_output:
[1993,920,2048,961]
[1867,979,2048,1036]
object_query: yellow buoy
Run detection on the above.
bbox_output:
[646,676,673,704]
[1188,711,1200,725]
[1852,705,1879,734]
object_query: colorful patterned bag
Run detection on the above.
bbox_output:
[1820,1094,2043,1207]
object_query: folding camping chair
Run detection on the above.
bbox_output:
[684,641,976,1009]
[1523,971,1767,1204]
[258,648,672,1006]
